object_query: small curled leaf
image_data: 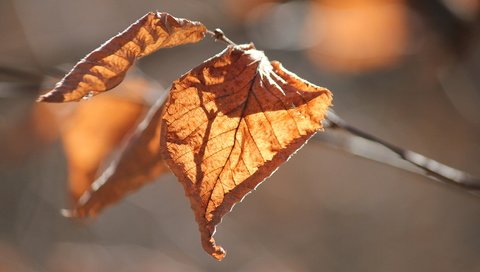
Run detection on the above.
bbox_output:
[67,99,169,217]
[38,12,207,102]
[60,94,147,202]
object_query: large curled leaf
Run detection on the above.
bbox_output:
[160,44,332,260]
[66,99,169,217]
[38,12,207,102]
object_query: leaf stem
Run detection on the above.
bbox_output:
[207,28,237,46]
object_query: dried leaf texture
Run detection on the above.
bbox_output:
[61,95,146,202]
[69,99,169,217]
[161,44,332,260]
[38,12,207,102]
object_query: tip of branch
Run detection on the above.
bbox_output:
[207,28,237,46]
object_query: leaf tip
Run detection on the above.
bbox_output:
[37,91,66,103]
[202,236,226,260]
[211,246,226,261]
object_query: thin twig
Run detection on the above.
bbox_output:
[0,66,43,82]
[323,110,480,191]
[206,28,237,46]
[0,65,64,81]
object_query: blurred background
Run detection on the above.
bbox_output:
[1,0,480,271]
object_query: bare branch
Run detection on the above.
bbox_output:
[318,110,480,192]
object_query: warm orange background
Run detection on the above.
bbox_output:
[1,0,479,271]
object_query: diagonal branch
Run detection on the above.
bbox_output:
[318,110,480,192]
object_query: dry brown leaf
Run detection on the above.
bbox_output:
[67,99,169,217]
[37,12,207,102]
[61,95,146,202]
[160,44,332,260]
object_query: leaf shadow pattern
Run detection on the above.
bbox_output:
[160,44,332,260]
[194,89,219,192]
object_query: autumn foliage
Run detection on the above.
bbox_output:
[69,99,168,218]
[61,95,146,202]
[37,12,207,103]
[38,12,332,260]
